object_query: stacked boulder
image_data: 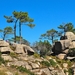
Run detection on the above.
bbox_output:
[0,39,13,61]
[52,32,75,59]
[0,39,35,61]
[11,43,35,55]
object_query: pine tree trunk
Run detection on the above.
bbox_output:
[52,36,53,44]
[3,33,5,40]
[14,20,18,43]
[19,22,21,44]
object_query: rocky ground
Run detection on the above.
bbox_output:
[0,32,75,75]
[0,53,75,75]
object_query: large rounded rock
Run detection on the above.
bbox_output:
[69,41,75,48]
[62,49,69,54]
[14,44,34,55]
[0,40,9,47]
[65,32,75,41]
[0,47,13,53]
[22,44,35,55]
[15,44,25,54]
[52,40,70,54]
[57,53,66,59]
[1,54,13,61]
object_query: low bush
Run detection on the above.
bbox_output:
[0,52,5,65]
[17,66,35,75]
[10,45,16,51]
[41,61,50,67]
[49,59,57,67]
[10,52,17,58]
[68,68,73,75]
[67,48,75,57]
[34,53,40,58]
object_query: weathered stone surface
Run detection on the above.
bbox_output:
[14,44,34,55]
[52,40,70,54]
[62,49,69,54]
[35,58,43,62]
[15,44,25,54]
[49,67,54,70]
[63,63,68,68]
[18,56,28,61]
[25,64,32,70]
[1,54,13,61]
[59,40,70,50]
[65,32,75,41]
[0,40,9,47]
[57,70,65,75]
[28,61,39,69]
[5,71,13,75]
[22,44,35,55]
[9,61,26,67]
[67,56,75,60]
[69,41,75,48]
[31,69,41,75]
[72,68,75,75]
[0,47,13,53]
[57,54,66,59]
[50,70,65,75]
[41,68,51,75]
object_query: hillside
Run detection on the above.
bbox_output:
[0,38,75,75]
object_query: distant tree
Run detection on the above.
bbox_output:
[32,40,52,57]
[41,29,58,44]
[12,11,35,44]
[65,23,75,33]
[4,11,35,44]
[0,26,13,40]
[58,23,75,36]
[4,12,18,43]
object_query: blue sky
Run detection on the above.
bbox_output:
[0,0,75,44]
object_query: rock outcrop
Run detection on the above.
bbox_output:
[0,40,35,61]
[52,32,75,59]
[0,37,75,75]
[11,43,34,55]
[65,32,75,41]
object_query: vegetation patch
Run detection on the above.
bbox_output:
[56,58,73,68]
[17,66,35,75]
[49,59,57,67]
[0,52,5,65]
[10,52,17,58]
[68,68,73,75]
[10,45,16,51]
[41,60,50,67]
[34,53,40,58]
[67,48,75,57]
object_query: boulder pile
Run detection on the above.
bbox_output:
[52,32,75,59]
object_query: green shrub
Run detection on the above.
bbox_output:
[0,52,5,65]
[67,60,73,68]
[34,53,40,58]
[64,69,68,74]
[68,48,75,57]
[10,52,17,58]
[68,68,73,75]
[10,45,16,51]
[41,61,50,67]
[49,59,57,67]
[17,66,35,75]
